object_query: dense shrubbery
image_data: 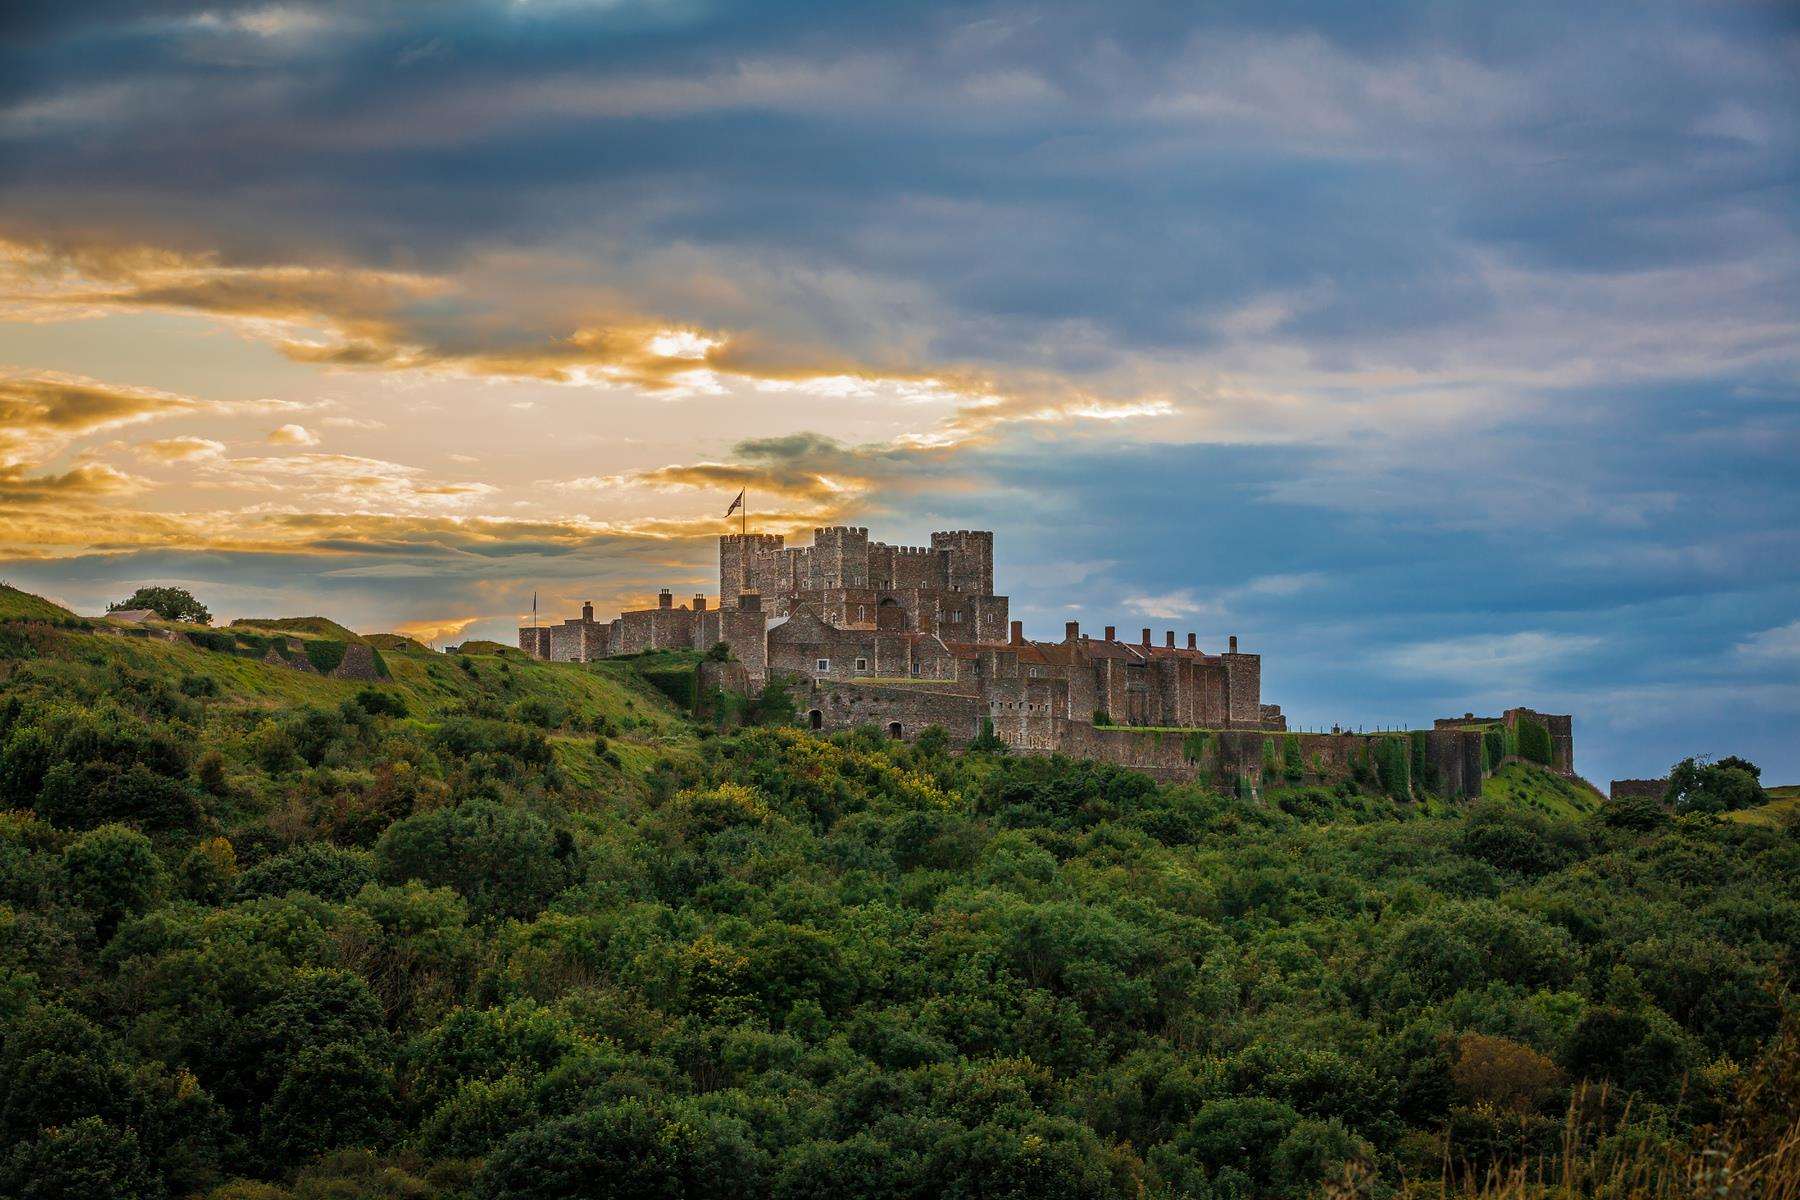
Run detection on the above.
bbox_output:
[0,630,1795,1200]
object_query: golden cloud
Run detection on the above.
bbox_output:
[0,370,203,465]
[266,423,319,446]
[1,237,1178,449]
[392,614,480,644]
[0,461,144,506]
[135,436,226,463]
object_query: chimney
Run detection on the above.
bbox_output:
[693,594,707,612]
[1141,627,1151,647]
[1165,631,1175,648]
[581,601,594,622]
[1104,625,1116,642]
[1065,620,1079,643]
[658,589,672,609]
[1187,633,1197,650]
[1229,635,1239,653]
[738,592,761,612]
[1010,619,1023,645]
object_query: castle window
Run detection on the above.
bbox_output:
[1027,666,1040,678]
[949,611,963,623]
[855,657,868,672]
[816,658,830,673]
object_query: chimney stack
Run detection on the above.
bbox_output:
[1065,620,1080,643]
[1229,635,1239,653]
[581,601,594,622]
[658,589,672,609]
[1104,625,1115,642]
[693,594,707,612]
[1141,628,1151,647]
[1165,630,1175,648]
[1187,633,1197,650]
[1009,619,1023,644]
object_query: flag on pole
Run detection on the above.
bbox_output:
[724,488,744,518]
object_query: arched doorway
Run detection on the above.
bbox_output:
[809,709,823,730]
[887,721,903,740]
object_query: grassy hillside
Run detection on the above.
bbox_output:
[366,632,429,652]
[446,639,518,655]
[229,615,367,643]
[1478,760,1603,819]
[1726,781,1800,827]
[0,582,78,622]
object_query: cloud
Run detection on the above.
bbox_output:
[136,436,226,463]
[0,370,203,465]
[0,461,143,505]
[1389,631,1603,687]
[392,614,479,645]
[267,423,318,446]
[1735,620,1800,663]
[1123,590,1220,620]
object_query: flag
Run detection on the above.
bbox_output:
[724,488,744,518]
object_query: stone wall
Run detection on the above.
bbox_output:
[1503,707,1576,776]
[331,643,385,681]
[805,680,985,741]
[1610,778,1668,803]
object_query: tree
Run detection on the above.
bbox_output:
[261,1042,399,1164]
[476,1100,769,1200]
[969,717,1007,754]
[63,824,164,938]
[234,842,375,903]
[177,837,238,904]
[110,586,211,624]
[0,1116,162,1200]
[375,799,575,920]
[1665,755,1767,815]
[749,678,798,726]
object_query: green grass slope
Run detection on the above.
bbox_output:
[2,622,695,761]
[365,632,430,652]
[1479,761,1603,818]
[0,582,78,622]
[1727,782,1800,827]
[229,616,366,642]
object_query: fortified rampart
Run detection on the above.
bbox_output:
[520,522,1576,795]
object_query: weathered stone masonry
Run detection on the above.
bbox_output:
[521,523,1576,793]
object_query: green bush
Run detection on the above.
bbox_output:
[1372,736,1411,800]
[640,664,700,712]
[302,640,348,674]
[1516,716,1553,765]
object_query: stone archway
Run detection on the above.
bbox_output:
[809,709,823,730]
[887,721,903,740]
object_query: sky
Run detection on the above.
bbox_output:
[1,1,1796,786]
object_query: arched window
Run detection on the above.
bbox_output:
[887,722,903,740]
[809,709,823,730]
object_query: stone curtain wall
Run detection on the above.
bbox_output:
[808,680,986,741]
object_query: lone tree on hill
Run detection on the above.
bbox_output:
[110,586,211,625]
[1665,754,1766,815]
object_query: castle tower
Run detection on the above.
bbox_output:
[930,530,994,594]
[719,532,786,600]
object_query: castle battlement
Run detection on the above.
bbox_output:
[520,520,1574,794]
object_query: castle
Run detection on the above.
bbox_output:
[520,524,1573,797]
